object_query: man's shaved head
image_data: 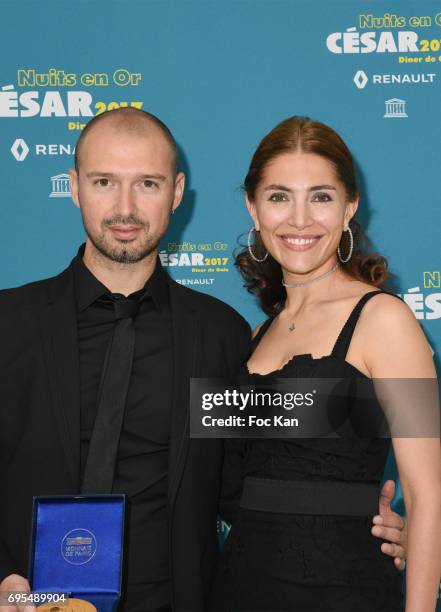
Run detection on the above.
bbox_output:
[74,107,179,175]
[69,106,185,267]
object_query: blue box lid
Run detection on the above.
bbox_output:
[30,495,125,597]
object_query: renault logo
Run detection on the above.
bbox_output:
[10,138,30,161]
[353,70,368,89]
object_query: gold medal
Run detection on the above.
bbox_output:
[38,598,97,611]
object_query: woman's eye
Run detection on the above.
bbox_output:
[311,192,332,203]
[269,192,288,202]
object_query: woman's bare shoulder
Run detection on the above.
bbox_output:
[356,290,435,377]
[358,290,413,327]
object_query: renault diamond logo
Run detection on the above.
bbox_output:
[11,138,30,161]
[354,70,368,89]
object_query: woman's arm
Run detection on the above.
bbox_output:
[393,437,441,611]
[363,294,441,612]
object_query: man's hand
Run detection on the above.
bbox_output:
[0,574,36,612]
[371,479,407,570]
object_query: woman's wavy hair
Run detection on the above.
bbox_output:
[236,116,389,316]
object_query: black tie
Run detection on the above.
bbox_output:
[81,296,138,494]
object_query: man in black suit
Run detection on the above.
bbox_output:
[0,108,405,612]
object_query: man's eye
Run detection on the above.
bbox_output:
[95,178,110,187]
[269,192,288,202]
[311,192,332,203]
[143,179,157,188]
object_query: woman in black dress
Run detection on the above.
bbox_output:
[211,117,441,611]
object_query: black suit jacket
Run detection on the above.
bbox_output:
[0,257,251,611]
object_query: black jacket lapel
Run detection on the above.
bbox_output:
[37,265,81,489]
[167,279,199,505]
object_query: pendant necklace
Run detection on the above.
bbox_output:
[281,263,339,332]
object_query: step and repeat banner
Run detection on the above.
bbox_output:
[1,0,440,605]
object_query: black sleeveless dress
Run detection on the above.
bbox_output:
[210,291,404,611]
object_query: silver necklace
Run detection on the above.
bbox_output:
[281,263,339,332]
[282,262,339,289]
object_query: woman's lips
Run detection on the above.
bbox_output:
[280,235,321,251]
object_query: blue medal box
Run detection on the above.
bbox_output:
[29,495,125,612]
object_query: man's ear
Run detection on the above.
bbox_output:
[245,194,259,231]
[69,168,80,209]
[172,172,185,213]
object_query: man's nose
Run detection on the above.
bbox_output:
[116,185,137,216]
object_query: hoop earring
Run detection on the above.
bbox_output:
[248,228,268,262]
[337,226,354,263]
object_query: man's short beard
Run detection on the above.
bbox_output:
[85,215,161,264]
[89,234,160,263]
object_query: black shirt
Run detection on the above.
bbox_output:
[72,246,173,611]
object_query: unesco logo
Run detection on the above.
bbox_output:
[61,528,97,565]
